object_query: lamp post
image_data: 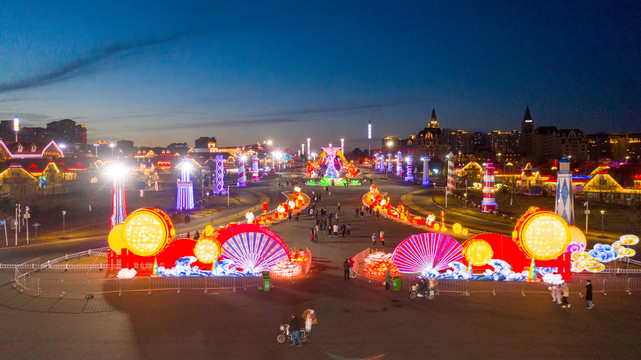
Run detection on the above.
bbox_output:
[110,143,115,158]
[14,203,20,246]
[61,210,67,239]
[24,206,30,244]
[93,143,99,157]
[584,201,590,235]
[33,222,40,243]
[600,209,605,238]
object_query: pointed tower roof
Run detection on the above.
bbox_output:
[523,106,532,122]
[428,108,439,128]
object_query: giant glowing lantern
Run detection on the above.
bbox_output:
[391,232,464,274]
[194,238,221,264]
[462,238,494,266]
[123,208,175,257]
[513,207,570,261]
[108,223,126,255]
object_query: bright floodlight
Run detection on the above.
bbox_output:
[59,143,67,149]
[182,161,192,171]
[267,140,273,146]
[109,143,116,148]
[274,151,283,160]
[387,141,393,147]
[240,155,248,162]
[109,163,128,178]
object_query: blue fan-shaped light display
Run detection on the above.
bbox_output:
[221,231,289,273]
[391,232,464,273]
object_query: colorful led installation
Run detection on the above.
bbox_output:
[321,146,341,179]
[395,151,403,176]
[481,160,497,213]
[220,226,290,273]
[513,207,570,261]
[391,232,464,274]
[124,208,174,257]
[422,157,430,186]
[404,155,414,181]
[109,164,128,229]
[237,157,247,187]
[212,154,227,195]
[554,157,575,224]
[387,153,393,173]
[566,225,587,253]
[251,154,260,181]
[194,238,221,264]
[447,157,455,195]
[462,238,494,266]
[176,161,194,210]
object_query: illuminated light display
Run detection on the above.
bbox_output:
[571,252,605,273]
[422,157,430,186]
[176,161,194,210]
[321,146,342,179]
[124,208,174,257]
[554,157,575,224]
[236,157,247,187]
[270,259,302,278]
[203,225,215,238]
[447,157,455,195]
[571,234,638,273]
[404,155,414,181]
[108,223,126,254]
[387,153,393,173]
[513,207,570,261]
[219,226,290,273]
[566,225,586,253]
[395,151,403,176]
[251,154,260,181]
[462,238,494,266]
[109,163,128,229]
[212,154,227,195]
[391,232,464,274]
[364,251,398,277]
[193,238,221,264]
[452,223,463,234]
[481,161,497,213]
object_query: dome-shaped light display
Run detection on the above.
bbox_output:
[194,238,220,264]
[462,238,494,266]
[513,207,570,261]
[124,208,174,257]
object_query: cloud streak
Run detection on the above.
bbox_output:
[0,30,194,95]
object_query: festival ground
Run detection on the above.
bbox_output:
[0,179,640,359]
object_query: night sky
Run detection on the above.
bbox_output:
[1,1,639,150]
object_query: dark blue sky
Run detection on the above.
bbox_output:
[1,1,639,150]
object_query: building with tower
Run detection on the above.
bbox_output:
[521,106,534,158]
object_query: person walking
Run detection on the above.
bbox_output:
[310,228,315,243]
[346,224,351,237]
[585,280,594,309]
[314,224,319,242]
[343,259,351,280]
[561,282,571,308]
[341,223,346,237]
[337,201,341,212]
[379,230,385,246]
[371,232,377,247]
[304,310,314,341]
[384,269,391,290]
[333,223,339,237]
[289,314,302,346]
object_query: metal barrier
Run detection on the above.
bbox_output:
[86,276,263,296]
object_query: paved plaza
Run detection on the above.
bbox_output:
[1,180,640,359]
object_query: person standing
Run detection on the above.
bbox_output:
[333,223,339,237]
[348,257,355,278]
[371,232,377,247]
[585,280,594,309]
[343,259,351,280]
[379,230,385,246]
[346,224,351,237]
[355,207,359,218]
[314,224,319,242]
[341,223,346,237]
[384,269,391,290]
[310,228,315,243]
[304,310,314,341]
[289,314,302,346]
[337,201,341,212]
[561,282,571,308]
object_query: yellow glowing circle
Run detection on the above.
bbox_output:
[453,223,463,234]
[203,225,215,238]
[518,212,570,261]
[567,225,586,248]
[124,208,174,257]
[108,223,126,255]
[464,239,494,266]
[194,238,220,264]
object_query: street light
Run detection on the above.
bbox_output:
[61,210,67,239]
[600,209,605,238]
[110,143,116,158]
[33,222,40,243]
[14,202,20,246]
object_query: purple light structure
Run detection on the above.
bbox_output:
[322,146,341,179]
[251,154,260,181]
[237,157,247,187]
[221,231,290,272]
[387,153,393,173]
[176,161,194,210]
[391,232,464,274]
[212,154,227,195]
[405,155,414,181]
[395,151,403,176]
[109,164,128,229]
[422,156,430,186]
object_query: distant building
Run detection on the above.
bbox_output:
[46,119,87,145]
[521,106,534,157]
[558,129,588,161]
[195,136,217,149]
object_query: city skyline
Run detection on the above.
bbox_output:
[1,1,639,149]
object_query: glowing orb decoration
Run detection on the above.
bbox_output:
[219,225,290,273]
[288,200,295,209]
[391,232,464,274]
[245,211,255,222]
[294,186,301,193]
[108,223,126,255]
[513,208,570,261]
[193,238,220,264]
[452,223,463,234]
[568,225,586,247]
[124,208,174,257]
[462,238,494,266]
[203,225,215,238]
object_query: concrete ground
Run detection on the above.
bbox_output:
[0,180,639,359]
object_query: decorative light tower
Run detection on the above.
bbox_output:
[367,119,372,158]
[321,146,341,179]
[237,156,247,187]
[13,116,19,142]
[396,151,403,177]
[109,164,128,229]
[212,154,227,195]
[387,153,393,173]
[307,138,311,158]
[422,156,430,186]
[555,156,575,225]
[251,154,260,181]
[481,160,498,213]
[405,155,414,181]
[301,144,305,158]
[176,161,195,210]
[340,138,345,154]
